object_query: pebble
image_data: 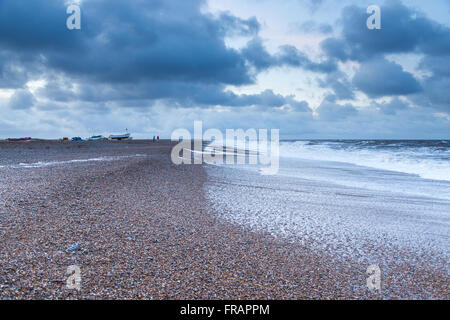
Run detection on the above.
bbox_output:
[66,243,81,253]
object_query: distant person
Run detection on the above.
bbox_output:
[153,136,156,142]
[157,136,160,143]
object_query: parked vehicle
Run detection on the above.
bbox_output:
[71,137,83,141]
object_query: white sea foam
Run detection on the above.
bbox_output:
[204,140,450,267]
[279,141,450,181]
[205,163,450,265]
[3,154,147,169]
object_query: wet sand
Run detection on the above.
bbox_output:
[0,140,447,299]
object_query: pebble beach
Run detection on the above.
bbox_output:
[0,140,448,299]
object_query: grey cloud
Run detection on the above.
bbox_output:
[291,20,333,34]
[0,51,43,88]
[318,71,355,100]
[413,76,450,112]
[321,1,450,61]
[0,0,254,87]
[320,38,350,62]
[316,100,358,121]
[0,0,326,111]
[352,58,422,98]
[317,1,450,111]
[230,90,311,111]
[218,12,260,37]
[37,76,311,113]
[374,97,411,115]
[240,38,275,71]
[242,38,337,73]
[7,89,35,110]
[419,55,450,78]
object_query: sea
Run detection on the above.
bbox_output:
[204,140,450,266]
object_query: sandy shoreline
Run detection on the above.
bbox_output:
[0,141,447,299]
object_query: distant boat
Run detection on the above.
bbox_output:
[7,137,32,142]
[88,135,108,141]
[108,133,132,141]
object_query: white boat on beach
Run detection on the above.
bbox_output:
[88,135,108,141]
[108,133,133,141]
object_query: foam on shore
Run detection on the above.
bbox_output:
[1,154,147,169]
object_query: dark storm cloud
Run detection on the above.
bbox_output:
[37,75,311,112]
[64,0,252,85]
[352,58,422,97]
[242,38,337,73]
[321,0,450,62]
[0,0,326,110]
[317,0,450,110]
[0,53,26,88]
[0,0,254,87]
[0,0,71,50]
[0,51,43,88]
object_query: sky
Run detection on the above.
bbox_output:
[0,0,449,139]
